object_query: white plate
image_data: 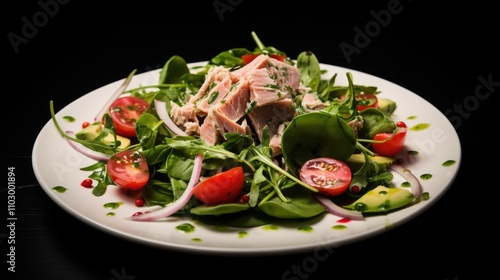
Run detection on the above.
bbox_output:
[32,62,461,255]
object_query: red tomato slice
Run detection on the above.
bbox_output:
[193,166,245,206]
[371,121,408,156]
[355,93,378,111]
[299,158,352,197]
[109,96,149,137]
[242,54,286,65]
[107,150,149,191]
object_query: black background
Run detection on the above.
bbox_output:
[4,0,497,279]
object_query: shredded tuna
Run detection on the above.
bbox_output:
[170,101,198,129]
[215,80,250,121]
[231,54,269,79]
[269,123,287,157]
[183,122,200,135]
[247,99,295,143]
[189,66,232,106]
[168,54,352,156]
[301,93,329,111]
[195,75,233,116]
[199,115,220,145]
[347,116,364,137]
[211,108,247,137]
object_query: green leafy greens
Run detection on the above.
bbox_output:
[49,32,416,227]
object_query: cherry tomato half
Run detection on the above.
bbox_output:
[299,158,352,197]
[193,166,245,206]
[371,121,408,156]
[106,150,149,191]
[242,54,286,65]
[109,96,149,137]
[355,93,378,111]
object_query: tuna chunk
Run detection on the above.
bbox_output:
[246,68,285,106]
[266,58,301,96]
[234,54,301,106]
[211,108,247,136]
[216,80,250,121]
[199,115,221,145]
[231,54,270,79]
[193,56,303,154]
[189,66,232,108]
[269,123,287,157]
[200,80,250,143]
[247,98,295,143]
[195,75,232,116]
[170,101,198,130]
[183,122,200,135]
[301,93,329,111]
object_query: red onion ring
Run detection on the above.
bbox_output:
[313,194,364,221]
[94,69,137,122]
[388,164,422,199]
[65,131,111,162]
[131,154,203,221]
[154,99,188,136]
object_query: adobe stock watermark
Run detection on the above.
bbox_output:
[397,126,448,165]
[394,73,497,165]
[7,0,71,54]
[339,0,407,64]
[51,144,86,182]
[281,240,335,280]
[444,73,498,130]
[213,0,243,22]
[111,267,135,280]
[141,63,163,86]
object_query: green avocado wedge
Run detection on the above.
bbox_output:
[342,185,414,213]
[281,111,357,176]
[346,153,395,173]
[75,123,131,150]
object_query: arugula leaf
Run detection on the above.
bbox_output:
[80,161,114,197]
[50,101,125,155]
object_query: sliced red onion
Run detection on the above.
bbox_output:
[154,99,188,136]
[65,131,111,162]
[131,154,203,221]
[314,194,364,221]
[94,69,137,122]
[388,164,422,199]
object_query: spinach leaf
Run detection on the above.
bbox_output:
[166,150,194,181]
[297,51,321,92]
[191,208,273,228]
[135,112,163,149]
[142,179,174,207]
[358,108,396,139]
[281,111,357,176]
[258,187,325,219]
[209,48,251,68]
[141,144,171,165]
[190,203,250,216]
[159,55,190,85]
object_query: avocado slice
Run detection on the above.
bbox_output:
[346,153,395,172]
[75,123,131,149]
[342,185,413,213]
[75,123,102,140]
[377,98,397,115]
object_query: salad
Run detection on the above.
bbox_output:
[50,32,427,228]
